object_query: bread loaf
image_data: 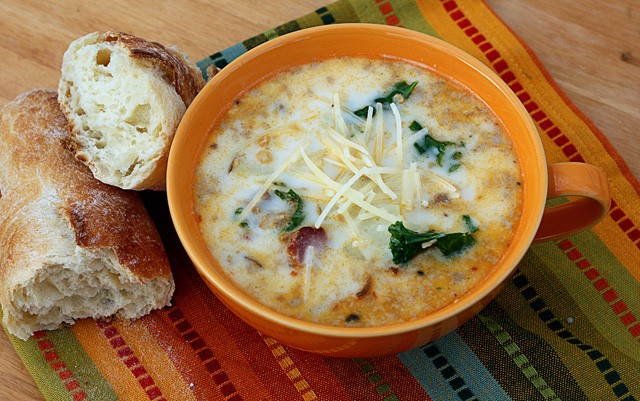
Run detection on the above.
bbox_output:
[58,31,206,190]
[0,90,174,340]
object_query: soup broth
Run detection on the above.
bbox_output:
[194,57,523,327]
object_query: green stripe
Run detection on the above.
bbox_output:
[532,232,640,354]
[345,0,438,36]
[46,325,118,400]
[295,2,360,28]
[352,358,400,401]
[4,327,73,401]
[2,308,118,401]
[477,314,561,401]
[387,0,439,37]
[458,312,587,400]
[497,263,640,400]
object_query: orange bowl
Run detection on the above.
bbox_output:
[168,24,554,357]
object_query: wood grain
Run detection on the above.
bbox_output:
[0,0,637,399]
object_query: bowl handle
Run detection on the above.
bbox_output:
[533,162,610,242]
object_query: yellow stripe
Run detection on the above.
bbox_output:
[112,319,199,401]
[261,335,318,401]
[416,0,486,60]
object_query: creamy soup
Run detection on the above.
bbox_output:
[194,57,523,327]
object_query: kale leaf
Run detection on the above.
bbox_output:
[274,188,305,232]
[354,81,418,117]
[388,219,477,264]
[414,134,456,166]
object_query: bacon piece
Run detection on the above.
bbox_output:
[356,275,372,299]
[287,227,327,267]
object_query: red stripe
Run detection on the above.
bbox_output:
[554,135,569,147]
[557,242,639,338]
[379,2,392,14]
[323,357,387,400]
[164,306,244,400]
[172,257,310,400]
[500,70,516,84]
[97,321,165,400]
[141,313,228,401]
[440,0,640,247]
[603,289,617,303]
[33,331,89,401]
[464,26,479,37]
[375,0,404,28]
[538,119,553,130]
[628,229,640,242]
[546,126,561,139]
[567,249,582,261]
[585,268,599,280]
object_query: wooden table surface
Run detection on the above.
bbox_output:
[0,0,638,399]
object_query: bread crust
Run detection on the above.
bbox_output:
[0,90,174,338]
[100,31,204,108]
[57,32,206,191]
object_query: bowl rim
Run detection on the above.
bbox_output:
[167,23,546,339]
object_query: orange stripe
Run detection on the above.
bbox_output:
[208,304,315,400]
[141,312,224,401]
[164,306,243,401]
[261,335,318,401]
[72,319,153,400]
[275,346,356,400]
[106,318,201,401]
[169,259,276,400]
[95,321,167,401]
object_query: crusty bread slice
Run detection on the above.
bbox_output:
[58,31,205,190]
[0,90,175,340]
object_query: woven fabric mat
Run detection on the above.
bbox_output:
[5,0,640,400]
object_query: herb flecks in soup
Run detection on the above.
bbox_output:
[195,58,523,327]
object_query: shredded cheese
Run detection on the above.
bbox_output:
[301,147,400,222]
[333,94,349,135]
[363,106,374,144]
[237,93,449,230]
[390,103,403,168]
[423,169,459,196]
[315,169,364,228]
[326,127,369,156]
[323,157,346,169]
[341,208,360,237]
[406,128,429,148]
[235,148,301,223]
[374,103,384,164]
[414,166,422,207]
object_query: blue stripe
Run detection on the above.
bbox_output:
[398,346,456,399]
[433,332,511,400]
[398,332,510,400]
[399,331,510,400]
[220,43,248,65]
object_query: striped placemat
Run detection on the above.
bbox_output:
[4,0,639,400]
